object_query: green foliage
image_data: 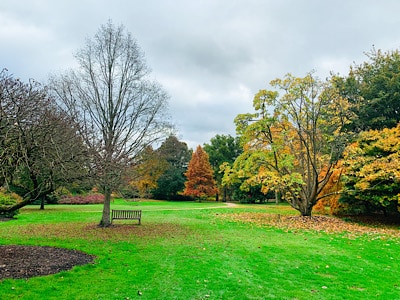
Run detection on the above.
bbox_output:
[204,134,242,182]
[335,48,400,132]
[204,134,242,201]
[0,188,22,218]
[151,135,192,200]
[152,167,189,200]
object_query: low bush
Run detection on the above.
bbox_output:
[58,194,104,204]
[0,188,22,218]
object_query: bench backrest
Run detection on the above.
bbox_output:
[112,209,141,219]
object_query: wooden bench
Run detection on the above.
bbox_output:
[111,209,142,225]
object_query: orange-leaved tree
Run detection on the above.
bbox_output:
[182,145,217,200]
[313,161,346,215]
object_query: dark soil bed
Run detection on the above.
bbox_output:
[0,245,95,280]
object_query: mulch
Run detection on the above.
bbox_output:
[0,245,95,280]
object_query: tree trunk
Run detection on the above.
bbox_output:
[300,208,312,216]
[275,191,280,204]
[40,197,45,210]
[298,200,313,216]
[223,187,227,202]
[99,189,111,227]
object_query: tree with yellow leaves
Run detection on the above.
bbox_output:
[341,124,400,214]
[129,146,167,198]
[225,73,350,216]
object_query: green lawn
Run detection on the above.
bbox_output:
[1,200,400,299]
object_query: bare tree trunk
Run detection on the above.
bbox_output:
[223,187,227,202]
[99,189,112,227]
[275,191,280,204]
[298,198,314,216]
[40,198,45,210]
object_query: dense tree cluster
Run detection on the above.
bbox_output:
[334,48,400,132]
[129,135,192,200]
[204,135,242,201]
[221,48,400,216]
[153,136,192,200]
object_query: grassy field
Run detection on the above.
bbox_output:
[1,199,400,300]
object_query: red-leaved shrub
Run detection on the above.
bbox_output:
[58,194,104,204]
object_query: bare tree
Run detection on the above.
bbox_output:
[50,21,172,226]
[0,69,88,213]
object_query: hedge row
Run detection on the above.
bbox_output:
[58,194,104,204]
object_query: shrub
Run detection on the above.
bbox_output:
[0,188,22,218]
[47,187,72,204]
[58,194,104,205]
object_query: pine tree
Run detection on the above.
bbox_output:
[183,145,217,200]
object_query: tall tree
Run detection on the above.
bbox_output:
[182,145,217,200]
[157,135,192,169]
[230,73,349,216]
[203,134,242,201]
[335,48,400,132]
[51,21,172,226]
[152,135,191,200]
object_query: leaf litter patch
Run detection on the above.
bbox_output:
[11,222,192,242]
[219,213,400,239]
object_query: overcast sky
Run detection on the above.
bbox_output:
[1,1,400,149]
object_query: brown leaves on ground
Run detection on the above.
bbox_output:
[2,222,191,243]
[220,213,400,239]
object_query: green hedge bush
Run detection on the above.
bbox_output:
[0,188,22,218]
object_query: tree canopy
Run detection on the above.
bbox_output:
[341,124,400,214]
[128,146,167,198]
[0,69,87,213]
[225,73,349,216]
[335,48,400,132]
[152,135,192,200]
[203,134,242,201]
